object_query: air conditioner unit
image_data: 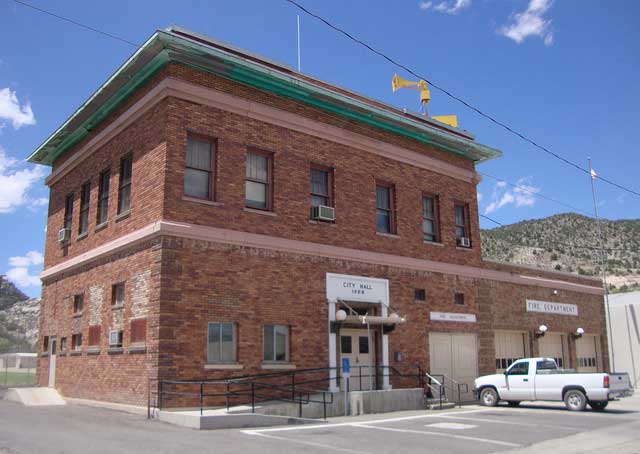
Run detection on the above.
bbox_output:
[458,237,471,248]
[311,205,335,222]
[58,228,71,244]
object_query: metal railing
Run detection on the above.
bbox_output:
[147,364,425,419]
[425,373,471,408]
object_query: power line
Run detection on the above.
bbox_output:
[285,0,640,199]
[12,0,141,48]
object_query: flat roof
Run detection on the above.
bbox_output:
[28,26,503,167]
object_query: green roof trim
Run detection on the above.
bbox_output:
[28,27,502,167]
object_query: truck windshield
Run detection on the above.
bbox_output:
[536,360,558,372]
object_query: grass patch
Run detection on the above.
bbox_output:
[1,371,36,386]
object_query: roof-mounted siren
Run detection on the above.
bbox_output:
[391,73,458,128]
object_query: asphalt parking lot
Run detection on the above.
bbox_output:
[0,398,639,454]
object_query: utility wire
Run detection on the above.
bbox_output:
[12,0,141,48]
[285,0,640,198]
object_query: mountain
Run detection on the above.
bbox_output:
[0,276,40,352]
[481,213,640,293]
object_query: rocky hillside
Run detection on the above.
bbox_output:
[481,213,640,293]
[0,276,40,352]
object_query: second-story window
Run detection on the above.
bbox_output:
[422,195,439,242]
[184,137,214,200]
[310,166,332,207]
[96,169,110,226]
[117,154,133,215]
[78,182,91,236]
[454,203,470,247]
[63,193,74,231]
[245,151,272,210]
[376,183,395,234]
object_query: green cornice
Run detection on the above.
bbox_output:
[28,28,502,167]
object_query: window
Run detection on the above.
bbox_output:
[88,325,101,347]
[130,318,147,344]
[536,360,559,372]
[310,166,332,208]
[359,336,369,354]
[111,283,125,308]
[376,184,395,234]
[454,203,470,246]
[507,361,529,375]
[578,357,597,368]
[422,195,439,242]
[78,182,91,235]
[454,292,465,306]
[496,357,522,370]
[415,289,426,301]
[43,336,49,352]
[184,137,214,199]
[63,193,74,231]
[340,336,352,354]
[263,324,289,362]
[207,322,236,363]
[117,154,133,215]
[60,337,67,352]
[96,169,110,225]
[73,294,84,315]
[109,330,123,348]
[245,151,272,210]
[71,333,82,351]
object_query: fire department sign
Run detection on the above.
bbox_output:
[526,299,578,316]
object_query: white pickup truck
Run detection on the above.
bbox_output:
[474,357,634,411]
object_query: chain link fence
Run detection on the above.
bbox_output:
[0,349,36,387]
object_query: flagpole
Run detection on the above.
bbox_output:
[589,158,616,372]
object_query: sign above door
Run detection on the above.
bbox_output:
[326,273,389,305]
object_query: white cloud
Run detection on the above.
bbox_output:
[9,251,44,267]
[5,250,43,289]
[420,0,470,14]
[0,87,36,129]
[484,177,540,215]
[498,0,554,46]
[0,146,47,214]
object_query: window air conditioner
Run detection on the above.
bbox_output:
[58,228,71,244]
[109,330,121,347]
[311,205,335,222]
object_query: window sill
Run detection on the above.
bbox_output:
[204,363,244,370]
[423,240,444,247]
[115,210,131,222]
[94,222,108,233]
[376,232,400,239]
[128,343,146,353]
[40,352,49,357]
[76,232,89,241]
[261,363,296,370]
[183,196,223,207]
[111,304,124,310]
[57,352,67,357]
[73,312,83,318]
[456,246,474,252]
[309,219,336,226]
[244,207,277,217]
[69,350,83,356]
[86,347,101,355]
[107,347,124,354]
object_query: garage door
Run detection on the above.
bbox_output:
[495,331,529,372]
[576,335,599,372]
[429,333,478,402]
[538,333,567,368]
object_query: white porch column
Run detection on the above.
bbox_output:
[381,301,391,390]
[328,299,339,392]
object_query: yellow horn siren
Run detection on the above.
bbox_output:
[391,73,458,127]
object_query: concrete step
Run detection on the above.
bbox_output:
[4,387,66,406]
[426,398,456,410]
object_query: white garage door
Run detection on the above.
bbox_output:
[538,333,567,368]
[429,332,478,402]
[576,335,599,372]
[495,331,529,372]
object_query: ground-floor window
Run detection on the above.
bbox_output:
[263,325,289,362]
[71,333,82,351]
[208,322,236,363]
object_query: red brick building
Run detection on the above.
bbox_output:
[30,27,606,406]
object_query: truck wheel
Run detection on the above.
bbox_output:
[480,388,499,407]
[507,401,521,407]
[589,401,608,411]
[564,390,587,411]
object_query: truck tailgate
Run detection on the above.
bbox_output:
[609,373,632,392]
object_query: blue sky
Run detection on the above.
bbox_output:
[1,0,639,297]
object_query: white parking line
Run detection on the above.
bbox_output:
[439,415,581,430]
[354,424,522,448]
[245,431,371,454]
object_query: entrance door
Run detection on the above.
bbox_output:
[538,333,567,368]
[429,332,478,402]
[576,335,598,372]
[48,336,57,387]
[340,329,374,391]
